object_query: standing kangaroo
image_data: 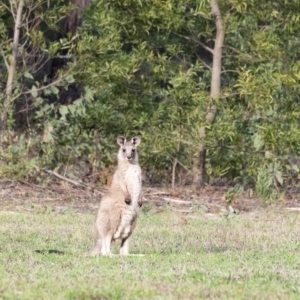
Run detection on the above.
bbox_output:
[87,135,142,256]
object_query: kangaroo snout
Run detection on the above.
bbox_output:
[126,155,133,160]
[123,147,136,161]
[126,152,132,159]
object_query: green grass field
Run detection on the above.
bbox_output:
[0,206,300,299]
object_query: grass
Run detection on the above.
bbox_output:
[0,205,300,299]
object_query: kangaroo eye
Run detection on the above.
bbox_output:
[122,149,126,152]
[132,149,135,152]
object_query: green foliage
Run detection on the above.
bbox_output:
[0,134,37,179]
[1,0,300,197]
[224,184,243,205]
[202,0,300,193]
[55,0,213,182]
[255,164,281,203]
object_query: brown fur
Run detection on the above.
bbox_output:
[86,136,142,256]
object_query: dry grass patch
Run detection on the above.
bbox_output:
[0,207,300,299]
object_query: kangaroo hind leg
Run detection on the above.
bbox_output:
[85,234,102,256]
[120,236,130,255]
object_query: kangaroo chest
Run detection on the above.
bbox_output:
[115,166,141,197]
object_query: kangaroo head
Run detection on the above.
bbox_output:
[117,135,141,163]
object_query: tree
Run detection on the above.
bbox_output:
[0,0,93,146]
[192,0,224,190]
[0,0,93,179]
[1,0,300,197]
[1,0,23,144]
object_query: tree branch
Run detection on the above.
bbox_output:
[5,0,24,99]
[10,1,16,20]
[198,41,214,55]
[220,69,239,74]
[172,31,214,54]
[5,81,59,107]
[198,57,212,70]
[0,47,9,71]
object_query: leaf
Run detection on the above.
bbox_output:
[24,72,34,79]
[66,75,75,83]
[275,170,283,185]
[228,205,235,213]
[84,88,94,102]
[253,134,264,151]
[43,123,54,143]
[50,86,59,95]
[11,145,19,154]
[68,105,76,115]
[292,164,300,173]
[59,105,69,117]
[31,85,38,98]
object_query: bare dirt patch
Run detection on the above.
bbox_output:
[0,180,100,214]
[0,180,299,214]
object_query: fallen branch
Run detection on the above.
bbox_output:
[173,209,192,213]
[162,197,192,206]
[43,169,88,188]
[42,169,105,195]
[143,192,171,196]
[285,207,300,211]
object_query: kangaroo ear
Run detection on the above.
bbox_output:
[117,135,126,146]
[131,136,141,146]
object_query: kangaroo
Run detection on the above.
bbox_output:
[87,135,142,256]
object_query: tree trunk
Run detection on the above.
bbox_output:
[192,0,224,190]
[1,0,24,145]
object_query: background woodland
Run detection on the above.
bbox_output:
[0,0,300,202]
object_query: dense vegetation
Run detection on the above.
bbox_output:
[0,0,300,199]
